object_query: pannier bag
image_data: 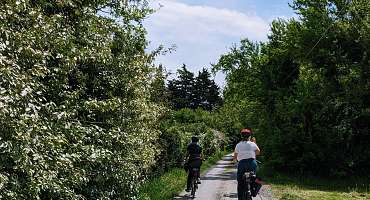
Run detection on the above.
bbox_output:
[250,176,263,197]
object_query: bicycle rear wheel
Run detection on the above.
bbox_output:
[241,177,252,200]
[246,192,252,200]
[191,178,197,198]
[246,183,252,200]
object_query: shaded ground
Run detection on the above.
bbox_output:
[173,155,275,200]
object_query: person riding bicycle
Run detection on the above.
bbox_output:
[233,128,260,200]
[185,136,203,192]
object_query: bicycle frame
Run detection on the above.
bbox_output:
[190,168,199,198]
[241,171,254,200]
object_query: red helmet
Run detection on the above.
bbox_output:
[240,128,253,135]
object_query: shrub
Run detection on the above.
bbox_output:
[151,109,226,176]
[0,1,163,199]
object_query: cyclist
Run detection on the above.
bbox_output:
[233,128,260,200]
[185,136,202,192]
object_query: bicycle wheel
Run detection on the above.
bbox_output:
[246,192,252,200]
[241,190,247,200]
[191,177,196,198]
[246,182,252,200]
[241,179,252,200]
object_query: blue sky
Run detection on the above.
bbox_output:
[144,0,295,87]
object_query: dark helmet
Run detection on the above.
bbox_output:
[191,136,199,143]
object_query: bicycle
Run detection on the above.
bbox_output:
[189,167,200,198]
[239,161,262,200]
[240,171,256,200]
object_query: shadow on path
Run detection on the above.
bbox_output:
[173,154,239,200]
[221,155,233,161]
[223,192,238,199]
[201,171,236,181]
[172,194,193,200]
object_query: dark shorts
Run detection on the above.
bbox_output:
[188,159,202,168]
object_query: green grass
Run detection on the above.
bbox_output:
[138,168,187,200]
[259,168,370,200]
[138,150,229,200]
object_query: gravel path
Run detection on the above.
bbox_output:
[173,155,275,200]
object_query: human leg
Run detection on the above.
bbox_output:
[189,159,202,184]
[186,169,192,191]
[246,159,257,173]
[237,160,248,200]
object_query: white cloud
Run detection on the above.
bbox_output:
[144,0,271,87]
[147,0,269,41]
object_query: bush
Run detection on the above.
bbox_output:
[150,109,226,176]
[0,1,163,199]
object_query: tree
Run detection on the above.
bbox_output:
[0,0,163,199]
[214,0,370,176]
[167,64,195,109]
[150,64,169,105]
[167,66,222,110]
[193,69,222,111]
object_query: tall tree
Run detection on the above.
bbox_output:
[215,0,370,176]
[150,64,169,105]
[167,64,195,109]
[194,69,222,110]
[167,66,222,110]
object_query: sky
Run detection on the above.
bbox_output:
[144,0,295,88]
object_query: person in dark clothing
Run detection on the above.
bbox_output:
[185,136,203,192]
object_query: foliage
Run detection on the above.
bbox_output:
[259,168,370,200]
[214,0,370,176]
[167,65,195,109]
[150,64,170,106]
[138,168,187,200]
[153,109,226,175]
[167,65,222,111]
[193,69,223,111]
[0,0,164,199]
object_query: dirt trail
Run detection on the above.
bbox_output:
[173,155,275,200]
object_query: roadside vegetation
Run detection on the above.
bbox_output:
[213,0,370,199]
[214,0,370,178]
[260,168,370,200]
[0,1,226,199]
[138,150,227,200]
[1,0,369,199]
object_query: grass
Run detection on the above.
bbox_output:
[138,150,229,200]
[138,168,187,200]
[259,168,370,200]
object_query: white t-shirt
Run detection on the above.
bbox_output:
[234,141,259,161]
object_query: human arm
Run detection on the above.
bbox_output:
[185,144,190,160]
[255,146,260,156]
[233,152,238,162]
[251,137,260,156]
[200,146,204,160]
[254,142,260,156]
[233,144,239,162]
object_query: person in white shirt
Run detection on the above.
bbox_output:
[233,128,260,200]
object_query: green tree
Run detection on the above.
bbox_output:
[150,64,169,105]
[215,0,370,176]
[167,66,222,110]
[167,64,195,109]
[0,0,163,199]
[193,69,222,111]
